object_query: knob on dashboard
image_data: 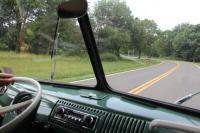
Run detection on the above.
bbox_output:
[55,107,65,117]
[83,115,93,125]
[65,109,73,115]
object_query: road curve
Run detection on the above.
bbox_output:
[73,60,200,110]
[138,61,200,109]
[74,61,177,91]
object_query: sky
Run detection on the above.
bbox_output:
[88,0,200,31]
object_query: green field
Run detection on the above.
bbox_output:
[0,52,160,83]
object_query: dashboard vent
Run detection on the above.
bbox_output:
[99,113,149,133]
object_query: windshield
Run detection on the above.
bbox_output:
[87,0,200,110]
[1,0,200,111]
[0,0,96,86]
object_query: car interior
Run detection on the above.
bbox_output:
[0,0,200,133]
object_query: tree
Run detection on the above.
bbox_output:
[142,19,158,57]
[15,0,47,52]
[98,26,130,57]
[129,18,159,58]
[153,30,175,57]
[0,0,81,55]
[93,0,133,30]
[91,0,133,57]
[130,19,147,59]
[0,0,47,53]
[172,24,195,61]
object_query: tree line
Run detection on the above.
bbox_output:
[1,0,200,62]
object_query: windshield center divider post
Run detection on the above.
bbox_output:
[78,14,109,91]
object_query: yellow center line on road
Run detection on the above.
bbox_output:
[128,63,180,95]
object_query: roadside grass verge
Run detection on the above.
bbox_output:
[194,62,200,68]
[0,51,160,83]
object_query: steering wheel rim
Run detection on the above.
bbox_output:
[0,77,42,133]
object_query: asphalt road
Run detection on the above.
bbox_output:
[72,61,200,110]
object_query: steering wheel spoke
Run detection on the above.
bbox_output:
[0,99,32,114]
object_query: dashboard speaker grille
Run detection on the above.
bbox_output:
[99,113,149,133]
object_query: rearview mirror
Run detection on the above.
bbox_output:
[57,0,88,18]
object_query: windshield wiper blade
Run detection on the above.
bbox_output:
[174,91,200,105]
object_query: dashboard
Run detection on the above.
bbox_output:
[49,99,149,133]
[1,83,200,133]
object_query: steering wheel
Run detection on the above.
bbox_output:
[0,77,42,133]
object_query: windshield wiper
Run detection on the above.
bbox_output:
[174,91,200,105]
[50,17,60,80]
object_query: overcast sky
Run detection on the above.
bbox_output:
[88,0,200,31]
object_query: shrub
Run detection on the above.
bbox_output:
[0,43,8,50]
[100,52,118,61]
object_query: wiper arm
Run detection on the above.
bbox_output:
[50,17,60,80]
[174,91,200,105]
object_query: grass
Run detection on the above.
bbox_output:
[195,62,200,67]
[0,51,160,83]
